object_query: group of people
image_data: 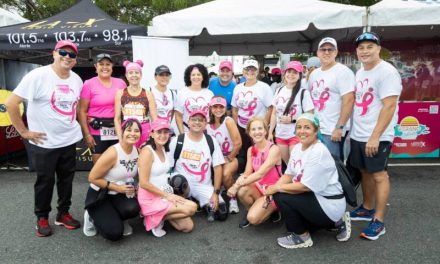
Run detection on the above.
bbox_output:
[5,31,402,248]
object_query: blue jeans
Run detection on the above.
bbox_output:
[321,134,346,160]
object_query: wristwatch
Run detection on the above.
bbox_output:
[335,124,344,129]
[214,189,221,195]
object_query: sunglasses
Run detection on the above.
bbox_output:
[355,32,380,45]
[58,49,77,59]
[244,67,257,72]
[318,48,336,53]
[190,117,206,122]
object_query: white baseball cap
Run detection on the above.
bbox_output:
[318,37,338,49]
[243,59,259,70]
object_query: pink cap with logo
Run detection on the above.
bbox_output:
[209,96,227,107]
[219,61,232,71]
[283,61,304,74]
[54,40,78,54]
[189,110,207,119]
[151,119,170,131]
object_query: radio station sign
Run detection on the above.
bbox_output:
[391,102,440,158]
[0,0,146,51]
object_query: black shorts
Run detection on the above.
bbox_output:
[92,135,118,154]
[349,139,392,173]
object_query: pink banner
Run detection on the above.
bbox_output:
[391,102,440,158]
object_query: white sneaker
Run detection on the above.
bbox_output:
[83,210,96,237]
[229,199,240,214]
[123,220,133,236]
[151,221,166,237]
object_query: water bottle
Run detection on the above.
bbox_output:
[126,177,135,199]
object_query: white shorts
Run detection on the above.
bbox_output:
[187,181,225,207]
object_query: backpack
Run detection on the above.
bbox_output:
[325,155,358,207]
[172,133,215,172]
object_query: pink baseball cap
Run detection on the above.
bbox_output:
[219,61,232,71]
[54,40,78,54]
[189,110,207,119]
[151,119,170,131]
[271,67,281,75]
[283,61,304,74]
[209,97,227,107]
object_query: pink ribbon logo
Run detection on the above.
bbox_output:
[50,85,77,122]
[237,91,258,117]
[214,131,231,155]
[310,80,330,111]
[354,79,374,116]
[184,96,208,114]
[182,158,210,183]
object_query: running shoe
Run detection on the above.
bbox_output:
[123,220,133,236]
[229,199,239,214]
[36,217,52,237]
[152,221,166,237]
[350,204,375,221]
[360,219,386,241]
[277,233,313,249]
[239,216,250,228]
[83,210,97,237]
[54,212,80,230]
[335,212,351,242]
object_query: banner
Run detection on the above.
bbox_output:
[391,101,440,158]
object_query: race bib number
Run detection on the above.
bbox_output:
[100,127,117,141]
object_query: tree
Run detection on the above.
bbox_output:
[0,0,213,26]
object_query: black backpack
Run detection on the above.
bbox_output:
[325,155,358,207]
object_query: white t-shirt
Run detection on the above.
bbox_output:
[206,116,234,156]
[175,87,213,125]
[13,65,83,148]
[351,60,402,142]
[169,134,225,186]
[308,63,355,135]
[285,142,345,222]
[231,81,273,128]
[151,86,176,123]
[272,86,314,139]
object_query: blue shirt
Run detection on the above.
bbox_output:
[208,77,236,110]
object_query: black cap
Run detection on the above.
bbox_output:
[95,53,112,63]
[355,32,381,46]
[155,65,171,75]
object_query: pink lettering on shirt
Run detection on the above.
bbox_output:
[50,84,77,122]
[184,96,209,115]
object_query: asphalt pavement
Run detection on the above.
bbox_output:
[0,164,439,263]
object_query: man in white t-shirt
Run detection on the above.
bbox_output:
[169,110,226,222]
[349,32,402,241]
[6,40,83,237]
[308,37,355,160]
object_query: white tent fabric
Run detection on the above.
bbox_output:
[368,0,440,39]
[0,8,28,27]
[148,0,365,55]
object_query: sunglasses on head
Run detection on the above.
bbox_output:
[96,53,111,61]
[356,32,380,45]
[58,49,77,59]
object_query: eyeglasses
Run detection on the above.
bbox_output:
[190,117,206,122]
[318,48,336,53]
[355,32,380,45]
[58,49,77,59]
[244,67,257,72]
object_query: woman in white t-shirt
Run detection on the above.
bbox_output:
[269,61,314,164]
[175,64,214,134]
[265,113,350,249]
[206,96,242,214]
[150,65,175,126]
[84,119,142,241]
[137,120,197,237]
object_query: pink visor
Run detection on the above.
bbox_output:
[209,97,227,107]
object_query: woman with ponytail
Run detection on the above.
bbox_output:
[268,61,314,165]
[114,60,157,148]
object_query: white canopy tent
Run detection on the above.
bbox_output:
[148,0,366,55]
[368,0,440,40]
[0,8,28,27]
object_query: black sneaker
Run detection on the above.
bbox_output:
[206,206,215,222]
[36,217,52,237]
[239,216,250,228]
[54,212,81,230]
[270,211,282,223]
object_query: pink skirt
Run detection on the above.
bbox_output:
[137,187,172,231]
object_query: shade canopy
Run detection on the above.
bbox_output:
[0,8,28,27]
[148,0,366,55]
[368,0,440,40]
[0,0,146,66]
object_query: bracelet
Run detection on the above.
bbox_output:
[85,134,92,138]
[106,181,111,189]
